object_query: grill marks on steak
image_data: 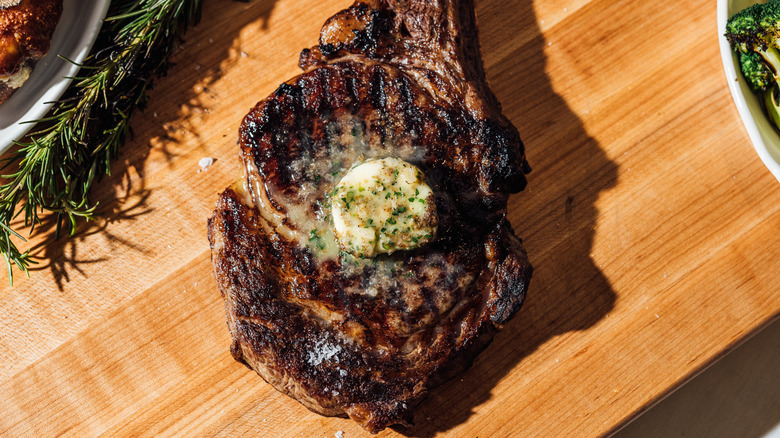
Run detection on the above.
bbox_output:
[208,0,532,433]
[243,61,525,233]
[209,189,530,430]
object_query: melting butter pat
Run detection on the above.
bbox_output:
[331,157,437,257]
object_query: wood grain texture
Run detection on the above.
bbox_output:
[1,0,778,436]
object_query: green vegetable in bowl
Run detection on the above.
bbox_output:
[726,0,780,129]
[739,51,773,90]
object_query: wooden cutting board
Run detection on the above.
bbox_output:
[1,0,778,436]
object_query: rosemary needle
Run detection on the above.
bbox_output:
[0,0,204,285]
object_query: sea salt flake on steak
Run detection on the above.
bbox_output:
[207,0,533,433]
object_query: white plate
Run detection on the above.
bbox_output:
[718,0,780,182]
[0,0,110,154]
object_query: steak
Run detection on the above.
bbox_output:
[207,0,532,432]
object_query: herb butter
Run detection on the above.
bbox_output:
[331,157,437,257]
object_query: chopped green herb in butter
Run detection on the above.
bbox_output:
[331,157,437,257]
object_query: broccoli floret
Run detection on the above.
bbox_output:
[726,1,780,66]
[759,2,780,39]
[740,51,773,91]
[726,0,780,131]
[726,3,767,52]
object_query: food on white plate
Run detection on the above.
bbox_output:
[0,0,63,106]
[208,0,532,432]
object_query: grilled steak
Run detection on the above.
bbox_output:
[207,0,532,432]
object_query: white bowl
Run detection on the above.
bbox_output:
[718,0,780,182]
[0,0,110,154]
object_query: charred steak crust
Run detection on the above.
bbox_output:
[208,0,532,433]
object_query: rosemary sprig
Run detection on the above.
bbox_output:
[0,0,203,284]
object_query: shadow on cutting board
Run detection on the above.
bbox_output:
[17,0,281,289]
[396,0,618,435]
